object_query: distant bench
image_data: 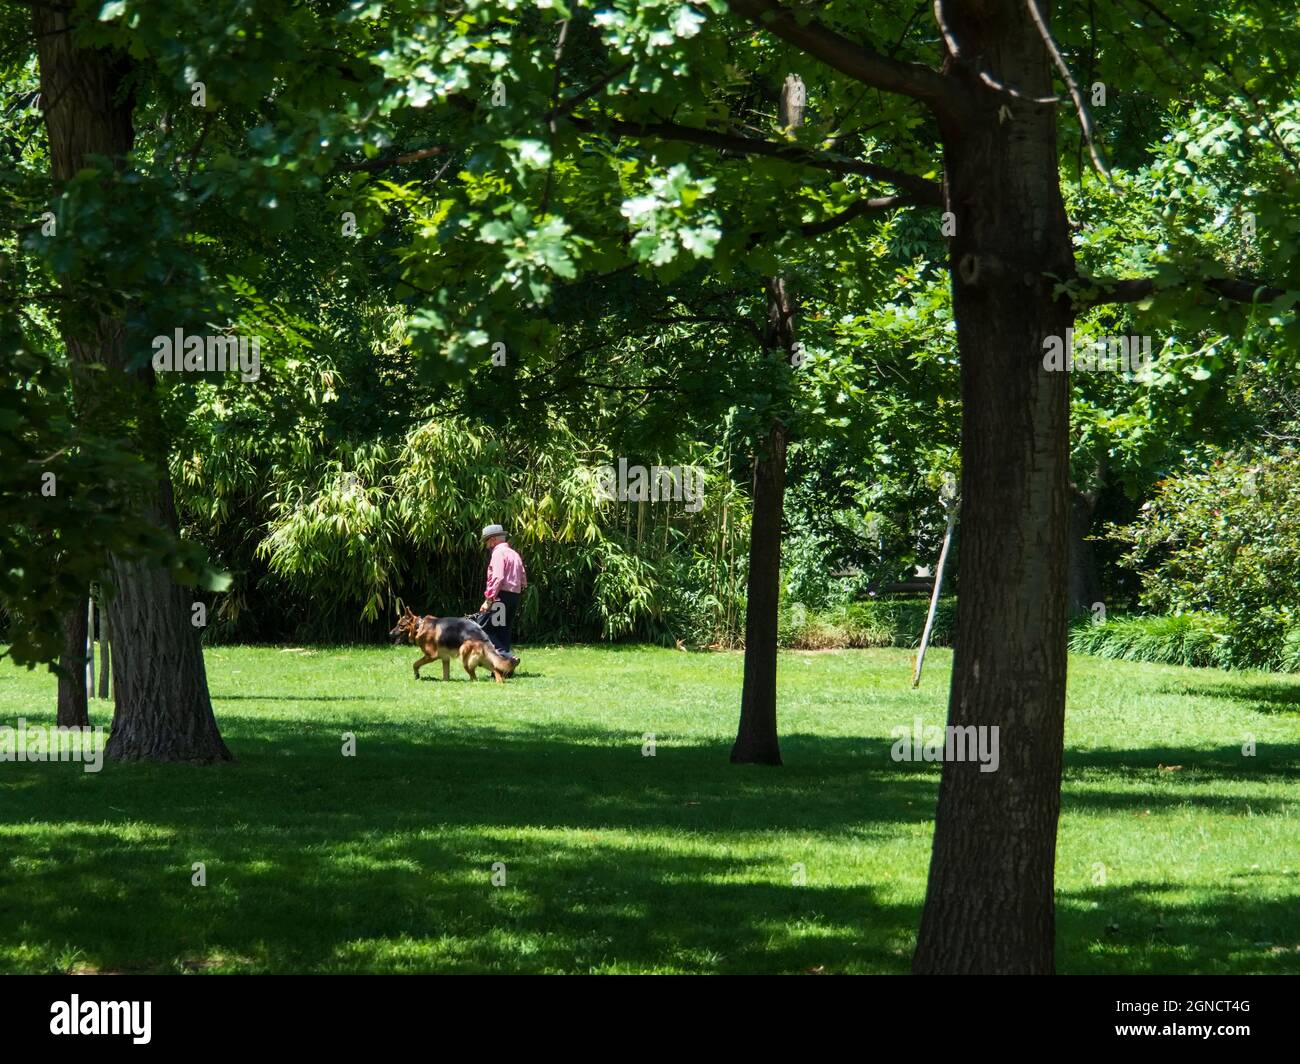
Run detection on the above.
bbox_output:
[828,567,936,598]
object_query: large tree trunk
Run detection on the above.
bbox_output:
[102,484,229,762]
[36,7,231,763]
[56,602,89,728]
[912,1,1072,973]
[731,77,805,766]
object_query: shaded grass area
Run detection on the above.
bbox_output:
[1,645,1297,973]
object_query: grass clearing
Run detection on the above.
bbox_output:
[1,645,1297,973]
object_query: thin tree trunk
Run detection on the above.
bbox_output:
[85,596,95,699]
[912,0,1072,973]
[731,75,805,766]
[35,5,231,763]
[98,604,111,700]
[1068,484,1102,617]
[732,416,787,764]
[56,603,89,728]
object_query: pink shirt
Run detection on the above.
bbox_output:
[485,541,527,599]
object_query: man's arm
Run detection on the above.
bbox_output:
[482,547,503,611]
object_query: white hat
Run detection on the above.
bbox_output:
[481,523,508,541]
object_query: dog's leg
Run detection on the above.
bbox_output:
[442,657,451,681]
[412,654,433,679]
[465,666,476,681]
[492,668,504,684]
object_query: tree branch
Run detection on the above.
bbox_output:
[1026,0,1112,181]
[800,194,915,236]
[569,114,943,205]
[541,61,634,124]
[1080,274,1293,309]
[725,0,956,116]
[1125,0,1300,174]
[182,112,215,186]
[539,18,571,217]
[340,145,452,173]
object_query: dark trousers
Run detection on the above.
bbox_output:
[479,589,520,656]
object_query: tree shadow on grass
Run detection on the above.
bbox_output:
[158,724,944,835]
[2,722,1296,974]
[1058,880,1300,975]
[0,820,919,974]
[0,726,931,974]
[1155,679,1300,716]
[1060,741,1300,814]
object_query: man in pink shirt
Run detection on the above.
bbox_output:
[477,523,526,664]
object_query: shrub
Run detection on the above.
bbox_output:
[1280,626,1300,674]
[1104,447,1300,670]
[779,597,955,650]
[780,528,870,610]
[1068,612,1233,669]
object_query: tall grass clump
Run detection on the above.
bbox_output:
[1068,613,1232,669]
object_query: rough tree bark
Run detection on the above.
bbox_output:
[35,6,231,763]
[731,75,805,766]
[56,602,89,728]
[911,0,1073,973]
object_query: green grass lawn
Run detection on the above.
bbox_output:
[1,644,1298,974]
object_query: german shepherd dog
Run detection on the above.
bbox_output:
[389,607,517,683]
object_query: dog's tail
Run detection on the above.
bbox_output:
[479,640,517,677]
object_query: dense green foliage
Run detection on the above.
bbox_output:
[1,0,1298,669]
[0,320,226,666]
[1103,446,1300,670]
[190,404,751,645]
[779,597,955,651]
